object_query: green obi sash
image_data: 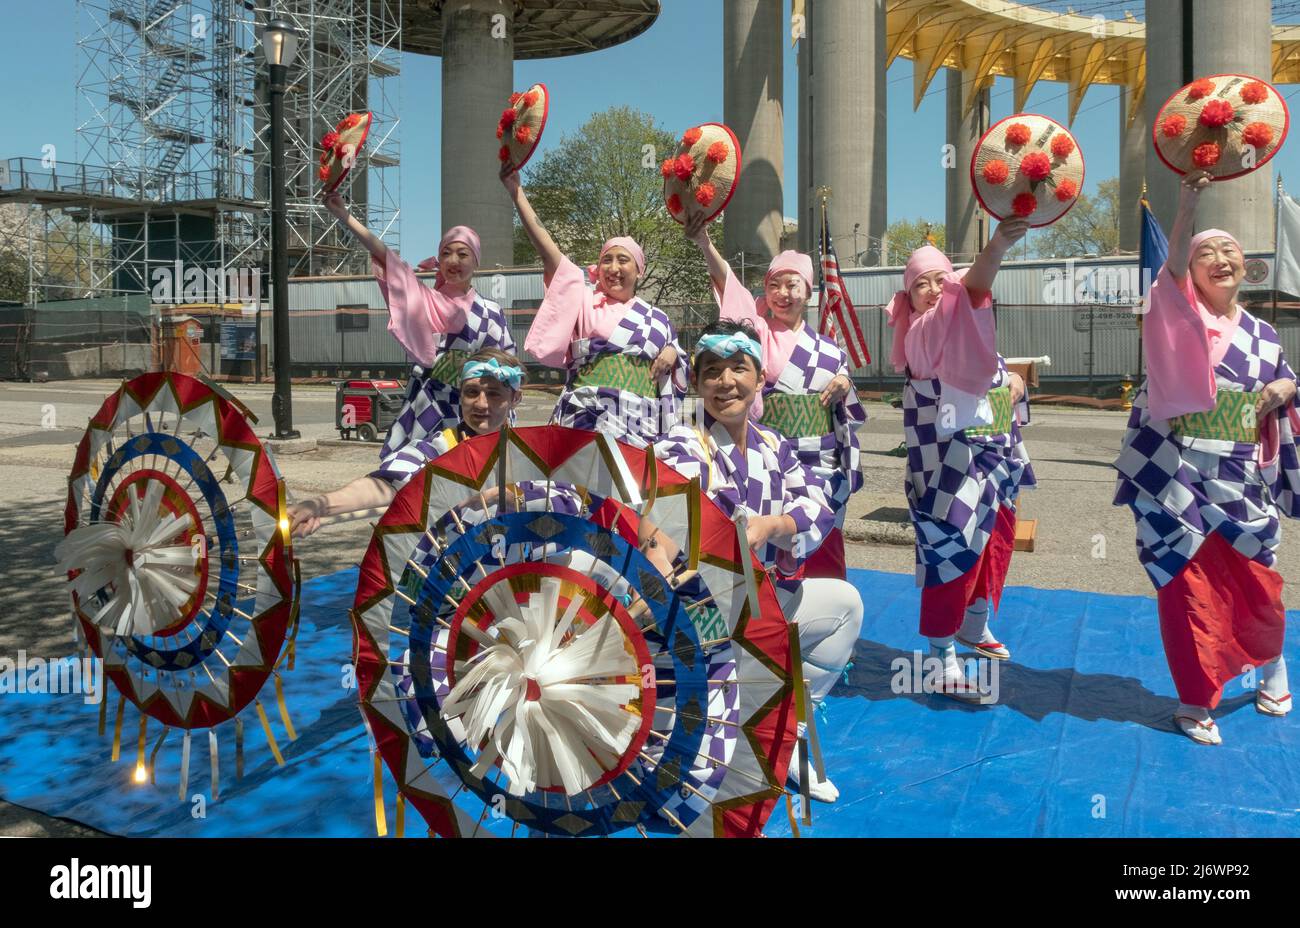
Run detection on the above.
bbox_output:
[573,353,657,398]
[423,349,471,386]
[965,385,1014,437]
[1169,389,1260,443]
[759,392,834,439]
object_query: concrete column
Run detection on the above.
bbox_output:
[1192,0,1272,249]
[723,0,784,277]
[797,14,812,254]
[1144,0,1273,249]
[1118,84,1147,253]
[945,68,985,264]
[441,0,514,267]
[807,0,886,266]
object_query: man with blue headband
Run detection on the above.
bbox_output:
[649,321,864,804]
[287,348,528,536]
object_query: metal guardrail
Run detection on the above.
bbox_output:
[0,157,262,204]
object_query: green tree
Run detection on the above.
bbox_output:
[884,218,945,262]
[1033,177,1121,258]
[0,252,27,303]
[513,106,723,306]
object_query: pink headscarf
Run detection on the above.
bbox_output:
[764,250,814,295]
[1188,228,1242,263]
[417,225,482,289]
[885,246,955,374]
[587,236,646,286]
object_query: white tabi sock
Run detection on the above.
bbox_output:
[958,598,996,644]
[1259,655,1290,699]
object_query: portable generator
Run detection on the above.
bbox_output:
[335,379,405,442]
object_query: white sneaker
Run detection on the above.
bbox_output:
[788,741,840,803]
[1174,705,1222,745]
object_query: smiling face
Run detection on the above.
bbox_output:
[908,270,946,314]
[763,271,809,328]
[1189,236,1245,303]
[693,350,762,428]
[596,246,639,303]
[459,376,519,434]
[438,240,478,290]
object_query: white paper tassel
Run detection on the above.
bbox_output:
[442,579,640,797]
[178,730,192,802]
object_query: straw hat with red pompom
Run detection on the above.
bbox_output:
[496,83,549,172]
[317,112,372,193]
[662,123,742,225]
[1153,74,1289,181]
[971,113,1085,228]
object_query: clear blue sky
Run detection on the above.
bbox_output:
[3,0,1298,255]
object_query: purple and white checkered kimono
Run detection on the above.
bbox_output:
[378,295,516,464]
[1113,308,1300,589]
[765,325,865,513]
[904,356,1036,587]
[552,301,687,449]
[656,414,834,574]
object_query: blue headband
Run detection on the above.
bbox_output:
[693,332,763,365]
[460,357,523,390]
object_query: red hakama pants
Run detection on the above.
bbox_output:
[1157,531,1285,709]
[919,505,1017,638]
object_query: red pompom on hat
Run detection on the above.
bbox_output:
[1019,150,1052,181]
[1005,123,1032,146]
[981,159,1009,184]
[662,122,742,226]
[1241,81,1270,105]
[1153,74,1288,181]
[1243,122,1275,149]
[1012,192,1039,217]
[1192,141,1222,167]
[1199,99,1235,128]
[971,112,1084,228]
[318,111,372,193]
[497,83,549,172]
[1162,113,1188,138]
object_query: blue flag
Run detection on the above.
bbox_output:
[1139,197,1168,296]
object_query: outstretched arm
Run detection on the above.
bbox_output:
[287,476,396,538]
[325,193,388,264]
[684,212,730,293]
[964,217,1029,298]
[502,165,563,283]
[1165,171,1212,285]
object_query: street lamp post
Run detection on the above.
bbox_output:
[262,19,301,439]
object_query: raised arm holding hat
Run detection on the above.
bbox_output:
[686,215,864,579]
[324,193,517,465]
[1113,169,1300,745]
[504,167,688,449]
[887,219,1036,699]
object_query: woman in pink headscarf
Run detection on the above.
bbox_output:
[1113,170,1300,745]
[888,217,1033,701]
[684,214,865,580]
[324,192,516,460]
[501,166,688,449]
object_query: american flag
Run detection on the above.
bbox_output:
[817,206,871,368]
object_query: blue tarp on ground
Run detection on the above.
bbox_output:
[2,567,1297,837]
